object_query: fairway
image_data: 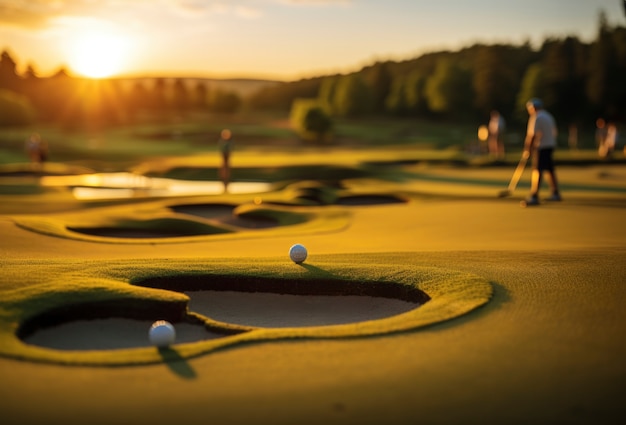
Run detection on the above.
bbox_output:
[1,154,625,424]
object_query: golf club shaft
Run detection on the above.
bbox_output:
[507,155,528,192]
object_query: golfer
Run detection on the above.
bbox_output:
[25,133,48,169]
[523,98,561,206]
[488,110,505,159]
[218,129,232,192]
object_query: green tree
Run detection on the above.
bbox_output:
[612,26,626,120]
[540,37,588,124]
[515,63,548,119]
[21,64,44,120]
[127,80,149,119]
[21,64,38,80]
[318,76,339,115]
[365,62,392,113]
[249,78,321,111]
[40,67,75,126]
[0,89,36,126]
[404,70,429,116]
[194,81,209,109]
[172,78,190,113]
[0,50,21,93]
[425,58,473,118]
[472,45,519,117]
[385,76,408,116]
[333,74,373,117]
[289,98,333,142]
[150,78,168,112]
[586,11,624,119]
[304,107,332,140]
[209,89,241,114]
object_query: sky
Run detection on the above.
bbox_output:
[1,0,625,81]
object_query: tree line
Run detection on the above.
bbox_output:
[0,59,245,129]
[1,12,624,133]
[255,12,625,131]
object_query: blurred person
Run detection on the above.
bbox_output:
[24,133,48,169]
[596,118,608,157]
[218,129,233,192]
[603,123,618,159]
[568,124,578,150]
[488,110,506,159]
[522,98,561,206]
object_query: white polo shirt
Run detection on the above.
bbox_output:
[527,110,557,149]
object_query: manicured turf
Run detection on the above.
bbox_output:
[0,151,624,425]
[1,256,491,366]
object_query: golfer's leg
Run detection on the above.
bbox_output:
[531,169,541,197]
[548,170,558,193]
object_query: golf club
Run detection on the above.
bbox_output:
[497,152,529,198]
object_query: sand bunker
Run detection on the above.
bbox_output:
[66,204,279,239]
[171,203,237,218]
[23,291,419,350]
[172,204,278,229]
[67,227,215,239]
[336,194,406,205]
[24,319,222,350]
[187,290,418,328]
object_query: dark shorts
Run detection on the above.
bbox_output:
[532,148,554,172]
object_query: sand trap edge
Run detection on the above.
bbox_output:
[0,256,493,366]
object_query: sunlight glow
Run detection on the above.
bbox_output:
[69,31,128,78]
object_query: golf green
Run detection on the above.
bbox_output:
[1,162,624,425]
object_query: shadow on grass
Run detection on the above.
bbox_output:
[158,347,197,379]
[424,281,509,333]
[299,263,337,278]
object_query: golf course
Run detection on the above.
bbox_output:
[0,118,624,425]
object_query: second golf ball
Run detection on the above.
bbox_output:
[149,320,176,347]
[289,243,308,263]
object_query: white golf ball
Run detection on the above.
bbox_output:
[149,320,176,347]
[289,243,308,263]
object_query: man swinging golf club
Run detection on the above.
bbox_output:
[522,98,562,206]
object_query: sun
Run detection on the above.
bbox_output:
[69,32,127,79]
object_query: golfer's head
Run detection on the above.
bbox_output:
[526,98,543,114]
[221,129,232,140]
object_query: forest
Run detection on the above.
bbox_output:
[0,12,624,133]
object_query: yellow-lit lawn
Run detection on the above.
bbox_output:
[1,154,624,425]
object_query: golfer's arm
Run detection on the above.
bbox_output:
[525,130,542,152]
[523,133,534,153]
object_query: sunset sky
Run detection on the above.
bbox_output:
[1,0,624,81]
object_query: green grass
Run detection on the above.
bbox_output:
[0,114,625,425]
[2,115,615,177]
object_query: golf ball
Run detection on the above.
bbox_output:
[289,243,308,263]
[149,320,176,347]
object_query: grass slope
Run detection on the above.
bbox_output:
[0,142,624,424]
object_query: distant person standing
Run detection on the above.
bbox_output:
[603,123,618,159]
[218,129,232,192]
[567,124,578,150]
[24,133,48,169]
[522,98,561,206]
[488,110,506,159]
[596,118,608,157]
